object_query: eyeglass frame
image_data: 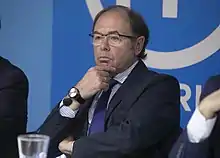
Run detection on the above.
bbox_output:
[89,31,138,46]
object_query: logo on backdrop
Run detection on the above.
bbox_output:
[85,0,220,69]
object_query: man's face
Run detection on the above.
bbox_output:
[93,11,138,74]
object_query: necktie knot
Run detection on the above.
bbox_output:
[109,79,118,90]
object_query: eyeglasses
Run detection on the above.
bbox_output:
[89,32,137,46]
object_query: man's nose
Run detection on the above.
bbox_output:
[100,37,110,51]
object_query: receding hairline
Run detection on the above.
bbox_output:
[93,7,132,32]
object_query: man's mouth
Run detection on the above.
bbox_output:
[98,57,112,63]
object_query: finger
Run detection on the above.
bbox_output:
[97,70,111,78]
[212,88,220,97]
[203,88,220,101]
[66,136,73,141]
[98,82,109,91]
[58,141,74,155]
[100,76,111,84]
[62,150,71,155]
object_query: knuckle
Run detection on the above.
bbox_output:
[88,67,94,71]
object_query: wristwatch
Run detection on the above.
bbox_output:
[68,87,85,104]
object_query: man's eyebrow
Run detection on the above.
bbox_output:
[108,31,119,34]
[93,30,119,35]
[93,31,102,35]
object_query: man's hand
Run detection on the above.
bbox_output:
[75,65,116,100]
[66,64,116,110]
[58,137,75,156]
[199,88,220,119]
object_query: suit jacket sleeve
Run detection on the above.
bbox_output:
[38,103,75,157]
[71,75,180,158]
[200,75,220,101]
[169,129,210,158]
[0,67,28,156]
[39,101,89,157]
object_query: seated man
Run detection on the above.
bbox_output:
[169,75,220,158]
[39,5,181,158]
[0,56,28,157]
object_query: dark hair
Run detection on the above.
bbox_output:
[92,5,149,59]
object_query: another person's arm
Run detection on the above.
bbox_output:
[0,67,28,156]
[187,75,220,143]
[169,76,220,158]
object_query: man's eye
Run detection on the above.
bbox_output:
[94,35,102,40]
[110,35,120,41]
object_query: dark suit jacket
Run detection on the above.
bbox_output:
[0,56,28,157]
[39,60,181,158]
[169,75,220,158]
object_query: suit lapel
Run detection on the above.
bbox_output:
[105,60,157,123]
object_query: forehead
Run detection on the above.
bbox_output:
[94,11,131,34]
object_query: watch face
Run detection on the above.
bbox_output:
[69,88,78,98]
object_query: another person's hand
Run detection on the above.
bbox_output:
[75,65,116,100]
[58,137,74,156]
[199,88,220,119]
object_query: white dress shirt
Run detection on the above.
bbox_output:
[187,108,217,143]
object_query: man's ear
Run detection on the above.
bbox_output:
[134,36,145,56]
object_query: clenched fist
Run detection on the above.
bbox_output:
[75,65,116,100]
[58,137,74,156]
[68,64,116,110]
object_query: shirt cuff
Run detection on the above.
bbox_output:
[59,99,79,118]
[56,154,67,158]
[187,108,217,143]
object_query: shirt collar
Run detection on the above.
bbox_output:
[113,60,138,84]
